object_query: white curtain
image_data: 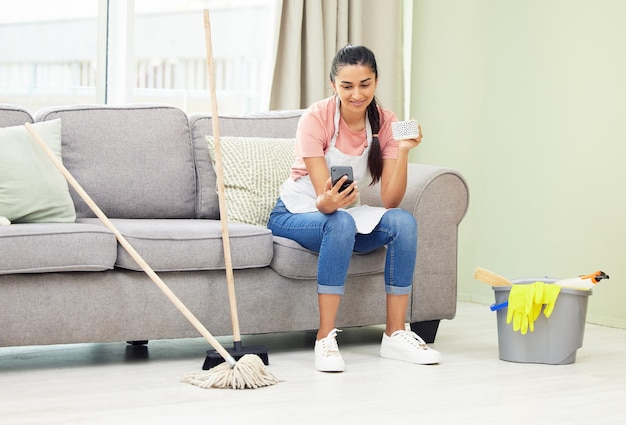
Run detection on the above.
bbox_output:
[268,0,404,114]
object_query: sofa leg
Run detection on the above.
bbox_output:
[126,340,149,346]
[409,320,440,343]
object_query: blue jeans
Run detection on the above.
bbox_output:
[267,199,417,295]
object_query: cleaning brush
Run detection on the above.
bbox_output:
[473,267,513,287]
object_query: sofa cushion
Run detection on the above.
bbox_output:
[0,223,117,274]
[35,105,201,219]
[270,236,386,279]
[77,218,274,272]
[206,136,294,226]
[188,110,303,221]
[0,119,76,223]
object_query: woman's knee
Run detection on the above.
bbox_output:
[384,209,417,238]
[320,211,357,253]
[324,210,357,235]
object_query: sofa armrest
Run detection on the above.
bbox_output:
[360,164,469,322]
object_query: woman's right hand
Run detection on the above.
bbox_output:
[316,176,358,213]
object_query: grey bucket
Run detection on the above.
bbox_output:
[492,278,591,365]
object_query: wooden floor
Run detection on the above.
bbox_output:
[1,301,625,424]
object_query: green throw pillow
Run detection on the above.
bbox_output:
[0,119,76,223]
[206,136,295,227]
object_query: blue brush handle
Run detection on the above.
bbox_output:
[490,301,508,311]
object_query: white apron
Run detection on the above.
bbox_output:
[280,97,387,234]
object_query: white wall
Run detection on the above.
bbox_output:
[409,0,626,327]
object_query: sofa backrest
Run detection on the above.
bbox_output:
[2,104,303,221]
[0,104,34,127]
[35,105,203,219]
[188,110,303,219]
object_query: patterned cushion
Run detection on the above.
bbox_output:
[205,136,294,227]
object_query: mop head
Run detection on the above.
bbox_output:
[204,343,269,369]
[181,354,281,389]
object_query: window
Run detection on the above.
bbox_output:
[132,0,275,113]
[0,0,100,111]
[0,0,275,114]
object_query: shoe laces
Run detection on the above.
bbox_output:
[395,330,429,350]
[319,328,342,357]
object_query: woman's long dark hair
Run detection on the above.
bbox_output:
[330,45,383,185]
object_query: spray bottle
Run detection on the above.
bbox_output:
[554,271,609,290]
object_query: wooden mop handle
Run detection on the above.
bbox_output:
[203,9,241,342]
[24,122,236,366]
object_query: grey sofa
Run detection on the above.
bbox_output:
[0,103,468,350]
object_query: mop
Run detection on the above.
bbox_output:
[24,126,279,391]
[200,9,270,369]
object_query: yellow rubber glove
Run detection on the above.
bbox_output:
[529,282,561,323]
[507,282,561,335]
[528,282,545,332]
[506,284,536,335]
[541,284,561,318]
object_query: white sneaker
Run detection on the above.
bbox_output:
[380,330,441,365]
[314,328,345,372]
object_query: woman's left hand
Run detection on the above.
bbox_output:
[398,123,423,152]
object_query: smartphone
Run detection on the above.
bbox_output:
[330,166,354,193]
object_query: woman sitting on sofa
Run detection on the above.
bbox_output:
[267,45,441,372]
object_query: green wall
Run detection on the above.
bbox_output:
[409,0,626,327]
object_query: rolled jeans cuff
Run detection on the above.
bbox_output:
[386,284,412,295]
[317,284,345,295]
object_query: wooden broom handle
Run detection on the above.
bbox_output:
[24,122,236,366]
[203,9,241,342]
